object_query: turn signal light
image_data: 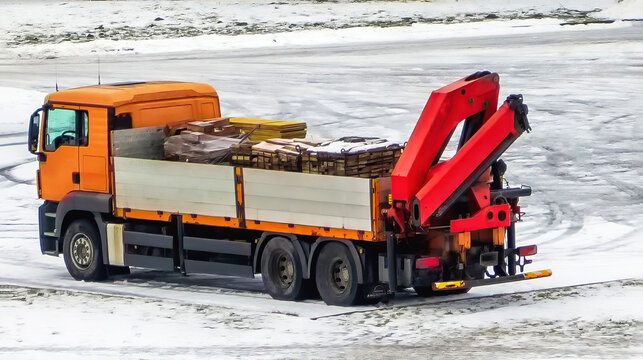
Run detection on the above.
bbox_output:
[416,257,440,269]
[518,245,538,257]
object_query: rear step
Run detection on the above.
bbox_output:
[432,269,552,291]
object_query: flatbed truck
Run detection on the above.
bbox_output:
[28,72,551,306]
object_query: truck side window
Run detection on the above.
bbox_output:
[79,111,89,146]
[43,108,89,152]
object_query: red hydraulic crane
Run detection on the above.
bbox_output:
[391,71,530,231]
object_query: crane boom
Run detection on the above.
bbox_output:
[391,72,530,227]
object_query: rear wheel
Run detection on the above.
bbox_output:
[261,237,310,301]
[315,242,363,306]
[62,219,107,281]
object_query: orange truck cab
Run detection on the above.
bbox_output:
[29,81,220,202]
[28,76,550,306]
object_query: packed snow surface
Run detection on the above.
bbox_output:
[0,0,642,358]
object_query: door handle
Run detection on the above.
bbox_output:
[72,172,80,184]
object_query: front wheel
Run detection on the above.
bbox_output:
[315,242,363,306]
[62,219,107,281]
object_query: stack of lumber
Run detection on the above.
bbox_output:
[164,131,242,164]
[165,117,239,137]
[250,138,320,172]
[186,117,240,137]
[230,118,307,142]
[161,116,402,178]
[302,137,403,178]
[229,141,258,167]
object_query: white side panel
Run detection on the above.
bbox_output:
[114,157,236,218]
[243,168,372,231]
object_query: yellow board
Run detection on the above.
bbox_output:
[230,118,273,127]
[230,118,307,142]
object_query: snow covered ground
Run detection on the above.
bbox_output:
[0,0,642,358]
[1,0,641,59]
[2,280,641,359]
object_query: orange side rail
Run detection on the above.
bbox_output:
[115,208,378,241]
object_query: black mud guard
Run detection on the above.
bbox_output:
[55,191,113,263]
[254,232,310,278]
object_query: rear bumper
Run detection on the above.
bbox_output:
[432,269,552,291]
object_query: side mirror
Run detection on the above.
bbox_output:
[28,107,43,154]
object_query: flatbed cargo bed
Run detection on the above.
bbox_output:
[113,156,387,241]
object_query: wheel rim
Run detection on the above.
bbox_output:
[330,258,351,294]
[274,251,294,288]
[70,233,93,269]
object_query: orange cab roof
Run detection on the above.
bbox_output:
[45,81,218,107]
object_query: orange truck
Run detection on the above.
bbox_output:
[28,73,551,306]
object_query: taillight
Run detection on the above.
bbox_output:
[416,256,440,269]
[518,245,537,257]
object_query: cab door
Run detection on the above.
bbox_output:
[77,106,109,193]
[39,106,87,202]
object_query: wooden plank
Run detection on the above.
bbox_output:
[204,117,231,127]
[212,125,239,136]
[186,121,216,134]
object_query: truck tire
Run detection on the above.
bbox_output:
[261,237,309,301]
[62,219,107,281]
[315,242,363,306]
